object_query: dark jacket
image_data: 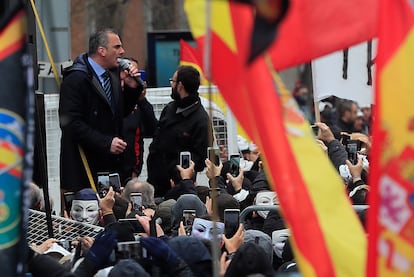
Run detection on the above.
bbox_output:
[147,98,212,197]
[59,53,137,191]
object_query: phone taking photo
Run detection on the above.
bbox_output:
[180,151,191,169]
[130,192,142,212]
[229,154,240,177]
[224,209,240,239]
[346,141,359,165]
[97,172,110,198]
[109,173,121,193]
[207,146,221,166]
[182,209,196,236]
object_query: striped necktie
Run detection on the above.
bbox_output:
[102,71,112,102]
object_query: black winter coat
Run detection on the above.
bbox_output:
[147,98,212,197]
[59,54,137,191]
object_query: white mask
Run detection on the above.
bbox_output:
[191,218,224,242]
[70,200,100,225]
[255,191,278,219]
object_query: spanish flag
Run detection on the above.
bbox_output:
[267,0,378,70]
[367,0,414,276]
[185,1,366,276]
[179,39,209,85]
[0,3,33,276]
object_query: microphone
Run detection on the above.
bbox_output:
[117,58,145,91]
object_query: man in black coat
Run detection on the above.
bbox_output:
[147,65,213,198]
[59,29,140,193]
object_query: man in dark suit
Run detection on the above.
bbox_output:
[59,29,140,193]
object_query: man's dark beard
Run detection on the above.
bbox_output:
[171,86,180,100]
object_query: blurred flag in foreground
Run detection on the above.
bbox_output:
[231,0,289,63]
[185,1,366,276]
[368,0,414,276]
[179,39,209,85]
[267,0,377,70]
[0,3,34,276]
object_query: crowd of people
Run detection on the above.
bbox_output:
[25,29,372,276]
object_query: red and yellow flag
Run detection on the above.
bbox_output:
[185,1,366,276]
[179,39,209,85]
[268,0,378,70]
[367,0,414,276]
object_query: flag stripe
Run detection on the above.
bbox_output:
[0,10,26,61]
[368,1,414,276]
[185,1,366,276]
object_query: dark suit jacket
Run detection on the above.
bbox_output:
[59,53,137,191]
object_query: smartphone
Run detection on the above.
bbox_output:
[130,192,142,212]
[207,146,221,166]
[346,141,359,165]
[182,209,196,236]
[180,151,191,169]
[97,172,110,197]
[63,192,75,214]
[229,154,240,177]
[341,134,351,146]
[310,124,319,136]
[224,209,240,239]
[109,173,121,193]
[117,241,142,260]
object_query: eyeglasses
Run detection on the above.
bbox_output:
[169,78,177,85]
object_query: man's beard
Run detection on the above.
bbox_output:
[171,86,180,100]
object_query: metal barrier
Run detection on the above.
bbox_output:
[240,205,369,224]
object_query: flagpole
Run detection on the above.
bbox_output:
[203,1,220,277]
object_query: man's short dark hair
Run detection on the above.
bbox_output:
[176,65,200,95]
[88,28,118,55]
[336,98,356,118]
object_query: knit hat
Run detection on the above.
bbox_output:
[108,259,150,277]
[225,242,274,277]
[168,236,212,277]
[73,188,99,202]
[155,199,176,233]
[243,229,273,264]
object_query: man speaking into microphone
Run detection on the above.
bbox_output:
[59,28,142,196]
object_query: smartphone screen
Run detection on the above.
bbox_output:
[207,147,220,166]
[117,241,142,260]
[182,209,196,236]
[346,142,359,165]
[109,173,121,192]
[97,172,110,197]
[224,209,240,238]
[180,151,191,169]
[229,154,240,177]
[130,192,142,212]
